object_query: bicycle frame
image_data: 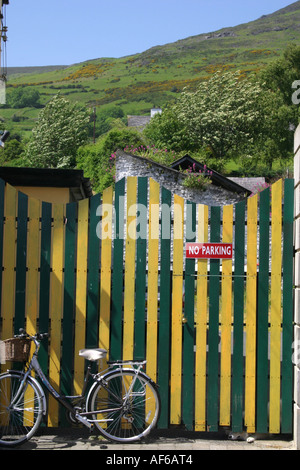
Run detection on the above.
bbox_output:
[14,340,148,430]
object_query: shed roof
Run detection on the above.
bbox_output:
[0,166,93,200]
[171,155,251,196]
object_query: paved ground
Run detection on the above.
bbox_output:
[0,428,295,452]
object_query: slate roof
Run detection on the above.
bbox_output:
[171,155,252,196]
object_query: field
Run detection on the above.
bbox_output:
[2,1,300,137]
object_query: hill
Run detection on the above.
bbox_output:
[2,0,300,137]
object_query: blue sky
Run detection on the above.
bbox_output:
[5,0,296,66]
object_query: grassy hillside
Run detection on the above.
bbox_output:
[2,0,300,137]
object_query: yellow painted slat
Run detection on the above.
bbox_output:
[73,198,89,395]
[195,204,208,431]
[26,197,40,336]
[0,184,17,376]
[146,178,160,382]
[269,179,283,433]
[0,184,17,342]
[99,186,113,362]
[244,194,258,433]
[48,204,64,427]
[123,177,137,361]
[24,197,41,426]
[220,205,233,426]
[170,194,184,425]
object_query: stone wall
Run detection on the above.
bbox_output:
[115,150,247,206]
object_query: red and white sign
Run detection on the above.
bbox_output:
[186,243,233,259]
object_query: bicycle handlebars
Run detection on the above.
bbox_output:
[15,328,49,341]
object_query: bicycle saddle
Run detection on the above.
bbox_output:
[79,348,107,362]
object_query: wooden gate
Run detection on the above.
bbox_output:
[0,176,294,434]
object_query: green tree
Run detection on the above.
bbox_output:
[25,94,90,168]
[0,139,25,166]
[77,127,144,193]
[259,43,300,108]
[174,71,268,163]
[255,43,300,170]
[93,106,126,137]
[7,87,41,108]
[145,70,295,172]
[143,107,191,152]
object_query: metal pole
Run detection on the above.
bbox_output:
[93,107,96,143]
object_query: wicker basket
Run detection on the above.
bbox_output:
[4,338,31,362]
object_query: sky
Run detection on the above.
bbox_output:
[4,0,297,67]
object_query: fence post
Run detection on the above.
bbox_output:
[294,124,300,449]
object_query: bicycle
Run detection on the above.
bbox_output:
[0,329,160,447]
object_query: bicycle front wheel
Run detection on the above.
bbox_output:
[88,369,160,442]
[0,371,44,447]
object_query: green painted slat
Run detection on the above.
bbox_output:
[60,202,77,417]
[86,194,101,349]
[14,191,28,334]
[38,202,52,374]
[157,186,172,429]
[231,200,246,432]
[37,202,52,428]
[0,179,4,314]
[207,205,221,431]
[134,177,147,360]
[110,178,125,361]
[182,200,196,430]
[256,187,270,433]
[281,178,294,433]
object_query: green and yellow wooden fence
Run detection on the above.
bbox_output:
[0,176,295,434]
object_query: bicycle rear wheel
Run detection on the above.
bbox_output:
[0,371,44,447]
[88,369,160,442]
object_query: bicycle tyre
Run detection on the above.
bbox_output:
[87,369,160,442]
[0,371,44,447]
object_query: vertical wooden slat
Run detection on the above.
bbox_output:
[123,177,137,361]
[182,201,196,428]
[24,196,40,426]
[134,177,148,361]
[256,187,270,433]
[244,194,258,433]
[170,194,184,424]
[269,179,282,434]
[281,178,294,433]
[38,202,52,374]
[231,200,246,432]
[14,191,28,334]
[207,206,221,431]
[48,203,64,427]
[60,202,77,426]
[220,204,233,426]
[110,178,125,361]
[195,204,208,431]
[99,186,113,360]
[182,200,196,430]
[86,194,101,349]
[0,178,5,315]
[146,178,160,382]
[1,184,17,346]
[26,197,40,337]
[73,198,89,395]
[158,186,172,428]
[38,202,52,426]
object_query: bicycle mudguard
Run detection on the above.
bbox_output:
[1,370,47,416]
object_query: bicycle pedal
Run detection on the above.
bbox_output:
[75,413,92,430]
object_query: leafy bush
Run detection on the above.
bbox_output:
[7,87,41,108]
[77,127,145,193]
